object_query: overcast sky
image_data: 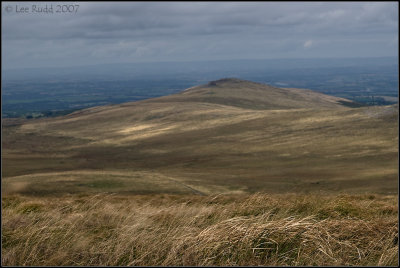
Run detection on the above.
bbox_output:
[2,1,398,69]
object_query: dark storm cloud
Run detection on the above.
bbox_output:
[2,2,398,69]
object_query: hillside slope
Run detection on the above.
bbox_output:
[2,79,398,195]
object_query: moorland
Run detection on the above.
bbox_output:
[2,78,398,266]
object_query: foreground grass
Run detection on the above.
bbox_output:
[2,193,398,266]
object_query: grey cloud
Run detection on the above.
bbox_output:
[2,2,398,69]
[4,2,397,40]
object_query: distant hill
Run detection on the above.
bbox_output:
[145,78,359,109]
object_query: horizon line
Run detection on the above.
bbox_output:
[2,55,398,72]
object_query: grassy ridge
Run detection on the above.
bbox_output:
[3,103,397,194]
[153,78,353,110]
[2,193,398,266]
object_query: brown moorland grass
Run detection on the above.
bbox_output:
[2,193,398,266]
[2,81,397,194]
[3,102,398,194]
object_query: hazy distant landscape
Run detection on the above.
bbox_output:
[2,57,398,118]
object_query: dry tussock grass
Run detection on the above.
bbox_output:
[2,193,398,266]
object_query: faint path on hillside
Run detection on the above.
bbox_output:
[154,171,206,196]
